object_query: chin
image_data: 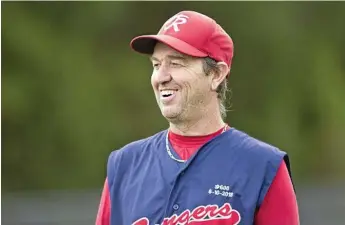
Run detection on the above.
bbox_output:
[160,106,182,120]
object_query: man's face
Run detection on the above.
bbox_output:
[150,43,213,122]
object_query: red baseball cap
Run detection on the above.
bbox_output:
[130,11,234,68]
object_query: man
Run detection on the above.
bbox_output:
[96,10,299,225]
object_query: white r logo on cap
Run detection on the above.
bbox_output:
[163,14,189,32]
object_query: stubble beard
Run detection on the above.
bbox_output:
[159,101,185,123]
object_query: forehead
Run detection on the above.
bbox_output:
[151,42,189,61]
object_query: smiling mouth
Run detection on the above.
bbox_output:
[160,90,177,98]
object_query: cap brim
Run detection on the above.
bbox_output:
[130,35,208,58]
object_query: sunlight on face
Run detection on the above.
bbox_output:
[150,43,213,123]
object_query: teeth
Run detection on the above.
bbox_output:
[161,90,175,96]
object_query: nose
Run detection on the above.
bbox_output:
[154,64,172,84]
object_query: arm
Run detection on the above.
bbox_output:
[255,161,300,225]
[95,178,111,225]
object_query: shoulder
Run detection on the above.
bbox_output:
[107,130,166,165]
[227,128,293,204]
[106,130,166,185]
[229,127,293,184]
[227,127,286,160]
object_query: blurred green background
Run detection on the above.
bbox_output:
[2,1,345,194]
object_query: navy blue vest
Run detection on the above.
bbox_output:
[107,128,291,225]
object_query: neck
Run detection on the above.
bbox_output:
[169,109,226,136]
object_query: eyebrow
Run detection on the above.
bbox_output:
[150,54,188,62]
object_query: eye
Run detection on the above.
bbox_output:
[171,61,183,67]
[152,63,160,69]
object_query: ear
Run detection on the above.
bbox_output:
[211,62,230,91]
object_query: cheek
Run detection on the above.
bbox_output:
[185,77,207,92]
[187,81,211,102]
[151,73,158,89]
